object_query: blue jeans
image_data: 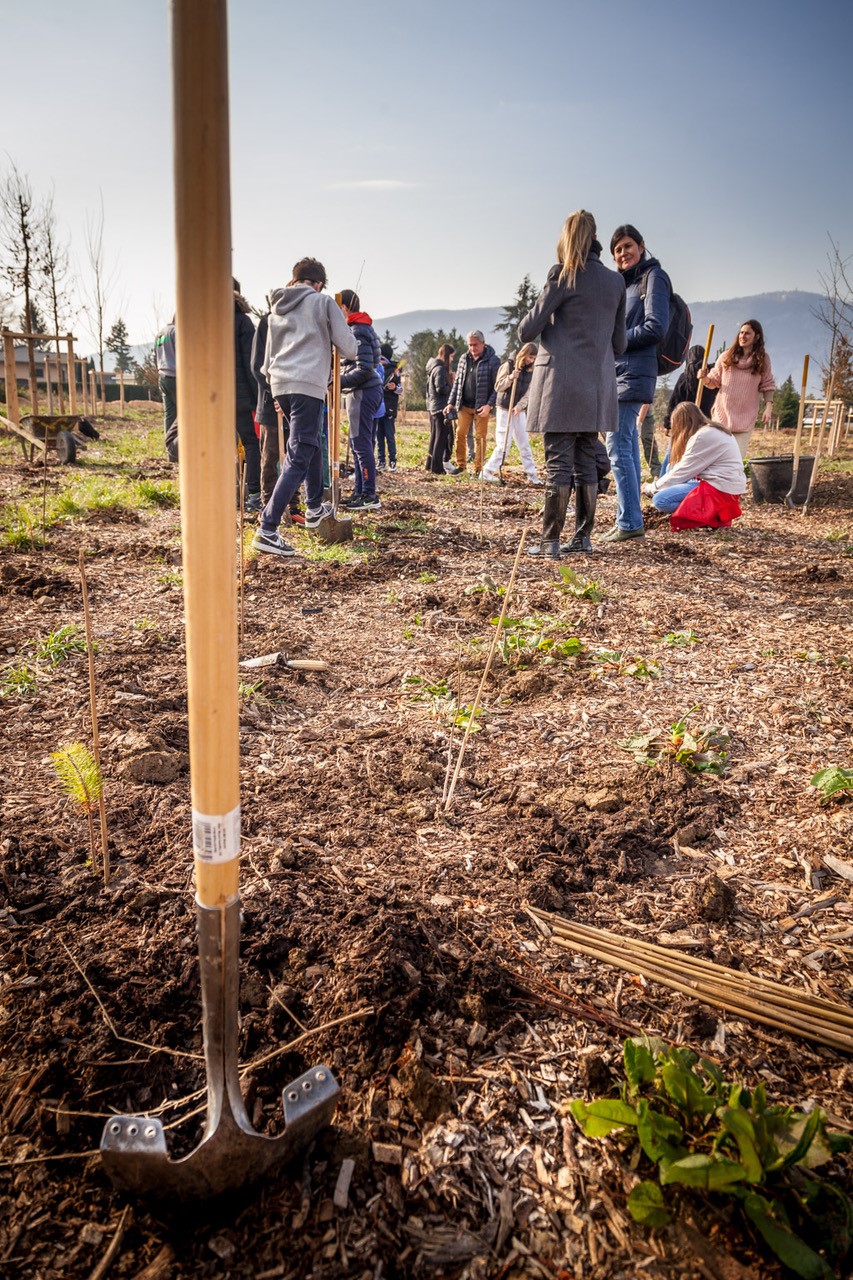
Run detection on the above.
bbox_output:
[652,481,698,513]
[260,394,325,533]
[376,412,397,465]
[347,384,384,496]
[606,402,644,531]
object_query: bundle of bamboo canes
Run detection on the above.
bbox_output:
[529,908,853,1053]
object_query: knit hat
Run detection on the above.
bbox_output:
[380,343,394,359]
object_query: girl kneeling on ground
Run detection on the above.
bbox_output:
[643,403,746,528]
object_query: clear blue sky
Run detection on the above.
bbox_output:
[2,0,851,348]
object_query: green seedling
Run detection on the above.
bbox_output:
[36,624,88,668]
[663,629,699,647]
[621,656,662,680]
[572,1037,852,1278]
[823,529,850,543]
[417,571,437,584]
[619,707,728,775]
[132,617,158,632]
[384,515,429,533]
[491,614,584,667]
[795,650,824,664]
[402,674,483,733]
[1,663,38,698]
[557,566,606,602]
[51,741,104,872]
[810,765,853,805]
[155,568,184,588]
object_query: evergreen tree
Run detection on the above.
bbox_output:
[106,317,133,373]
[380,328,397,352]
[495,275,538,358]
[132,347,158,390]
[772,375,799,428]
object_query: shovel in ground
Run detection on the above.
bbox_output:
[100,0,339,1203]
[313,334,353,544]
[784,353,810,507]
[497,370,519,486]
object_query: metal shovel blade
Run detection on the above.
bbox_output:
[313,513,353,544]
[100,900,339,1202]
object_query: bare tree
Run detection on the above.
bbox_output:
[83,194,117,406]
[0,161,45,392]
[813,235,852,395]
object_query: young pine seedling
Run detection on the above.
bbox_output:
[51,742,104,873]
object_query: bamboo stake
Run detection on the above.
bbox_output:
[695,324,714,405]
[784,353,810,506]
[530,910,853,1051]
[532,911,853,1017]
[803,375,835,516]
[444,525,529,810]
[27,337,39,415]
[79,550,110,888]
[546,935,851,1051]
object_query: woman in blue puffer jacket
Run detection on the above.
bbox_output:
[599,224,670,543]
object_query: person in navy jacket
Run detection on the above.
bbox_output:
[599,224,670,543]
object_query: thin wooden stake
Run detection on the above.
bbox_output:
[444,525,529,810]
[803,375,835,516]
[237,448,245,647]
[79,549,109,887]
[785,353,810,505]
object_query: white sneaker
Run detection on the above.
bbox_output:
[304,502,334,529]
[527,475,544,487]
[252,528,297,557]
[481,470,501,484]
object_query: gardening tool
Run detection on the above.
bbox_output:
[497,369,519,486]
[695,324,714,405]
[802,374,835,517]
[309,296,353,544]
[784,353,810,507]
[100,0,339,1203]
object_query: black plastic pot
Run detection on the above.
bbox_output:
[749,454,815,505]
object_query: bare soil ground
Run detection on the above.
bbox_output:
[1,405,852,1279]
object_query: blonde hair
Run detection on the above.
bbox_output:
[515,342,537,370]
[557,210,596,288]
[669,403,730,465]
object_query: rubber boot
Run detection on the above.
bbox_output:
[562,483,598,553]
[527,486,571,559]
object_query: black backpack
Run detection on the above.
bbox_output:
[640,268,692,376]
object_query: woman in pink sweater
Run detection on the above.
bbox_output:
[699,320,775,457]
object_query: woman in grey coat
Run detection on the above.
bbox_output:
[519,210,626,556]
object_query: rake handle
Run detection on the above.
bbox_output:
[695,323,714,405]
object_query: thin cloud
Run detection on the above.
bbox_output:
[324,178,418,192]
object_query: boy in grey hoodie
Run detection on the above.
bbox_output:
[252,258,357,558]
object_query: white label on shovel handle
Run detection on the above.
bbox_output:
[192,805,241,863]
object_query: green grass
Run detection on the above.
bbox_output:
[136,478,179,508]
[36,624,88,667]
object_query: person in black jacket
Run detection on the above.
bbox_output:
[445,331,500,476]
[250,309,304,525]
[425,344,455,473]
[339,289,384,511]
[233,285,261,510]
[600,224,670,543]
[664,344,718,431]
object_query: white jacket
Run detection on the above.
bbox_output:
[653,426,746,496]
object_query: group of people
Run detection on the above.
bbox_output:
[494,212,775,557]
[156,264,406,558]
[156,220,777,562]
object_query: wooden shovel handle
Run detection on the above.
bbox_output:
[695,324,714,405]
[173,0,240,907]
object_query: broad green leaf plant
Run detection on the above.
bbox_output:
[571,1038,852,1278]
